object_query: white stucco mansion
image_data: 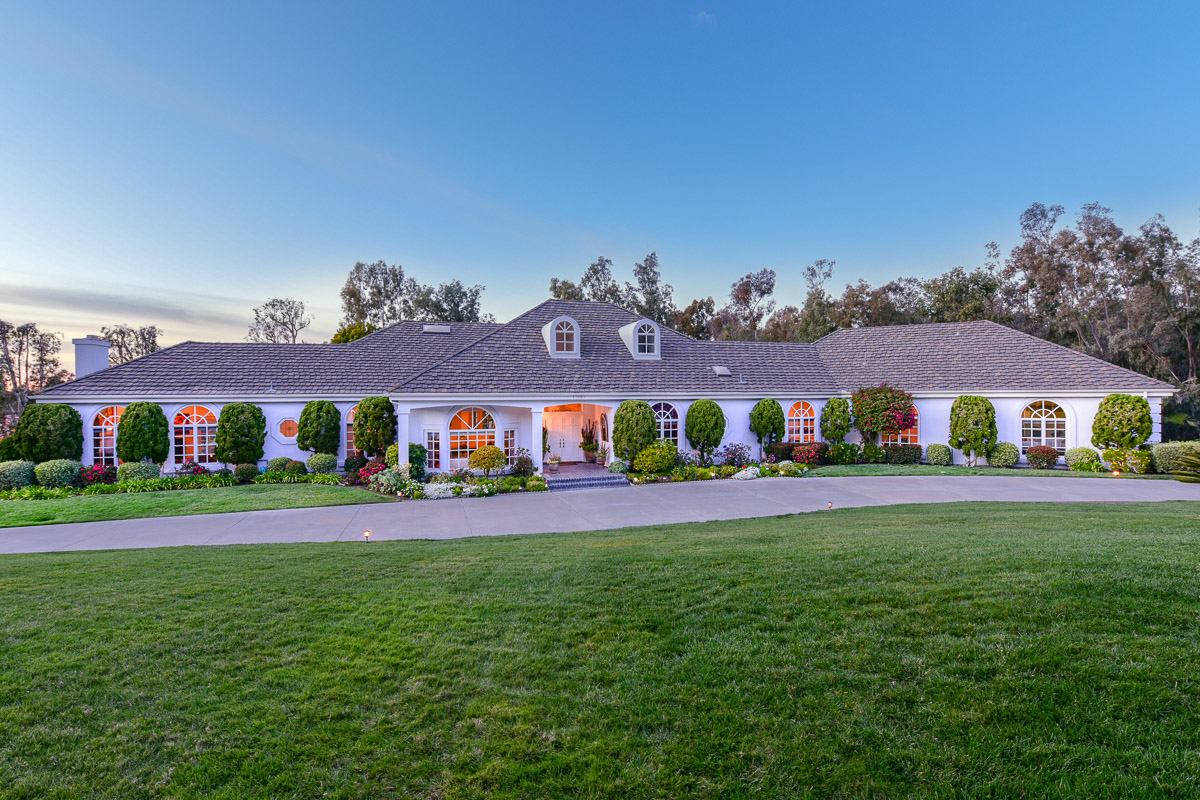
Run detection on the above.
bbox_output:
[39,300,1173,472]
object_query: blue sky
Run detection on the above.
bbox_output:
[3,1,1199,369]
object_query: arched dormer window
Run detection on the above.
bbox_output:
[618,319,661,360]
[637,323,656,355]
[541,316,580,358]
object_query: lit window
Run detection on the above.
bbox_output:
[425,430,441,470]
[637,323,657,355]
[174,405,218,464]
[345,406,361,459]
[652,402,678,444]
[787,402,816,443]
[504,429,517,465]
[278,419,298,438]
[882,408,919,446]
[92,406,125,466]
[449,407,495,468]
[554,320,576,353]
[1022,401,1066,453]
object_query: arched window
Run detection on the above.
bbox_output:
[345,406,361,459]
[449,407,495,468]
[554,319,577,354]
[600,414,609,443]
[787,402,816,443]
[652,402,678,444]
[637,323,657,355]
[1022,401,1066,453]
[173,405,218,464]
[882,408,919,446]
[93,406,125,466]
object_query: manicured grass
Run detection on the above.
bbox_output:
[803,463,1167,479]
[3,502,1200,798]
[0,483,392,528]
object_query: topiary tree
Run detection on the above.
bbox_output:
[685,399,726,465]
[948,396,997,466]
[297,400,342,454]
[820,398,852,443]
[612,400,656,463]
[13,403,83,462]
[468,444,507,479]
[215,402,267,465]
[1092,393,1153,450]
[116,402,169,464]
[408,442,427,482]
[749,399,785,458]
[353,396,397,457]
[851,385,915,445]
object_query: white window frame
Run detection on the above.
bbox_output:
[447,406,497,469]
[652,402,679,445]
[173,405,219,465]
[541,315,581,358]
[787,401,816,443]
[92,405,125,466]
[882,408,919,446]
[424,429,441,470]
[1021,400,1067,454]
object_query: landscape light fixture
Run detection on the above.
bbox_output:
[1112,469,1121,477]
[363,530,371,541]
[827,502,833,510]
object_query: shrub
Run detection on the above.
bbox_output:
[234,463,259,482]
[468,445,507,479]
[791,442,827,466]
[117,461,161,482]
[1103,448,1151,474]
[0,460,37,490]
[1170,449,1200,483]
[684,399,726,465]
[267,456,292,473]
[353,397,397,457]
[343,455,367,476]
[177,460,209,476]
[717,442,752,468]
[948,396,998,466]
[509,447,535,478]
[884,444,922,465]
[385,443,399,467]
[0,435,22,461]
[612,400,656,463]
[1025,446,1060,470]
[607,459,629,474]
[851,386,915,445]
[35,459,84,488]
[284,459,307,475]
[80,464,118,485]
[988,441,1020,468]
[306,453,338,474]
[352,458,387,486]
[860,443,887,464]
[764,442,796,462]
[820,398,852,443]
[1150,441,1200,474]
[1065,447,1102,469]
[527,476,548,492]
[633,439,678,474]
[1071,460,1108,473]
[827,442,861,465]
[116,402,169,464]
[216,403,267,465]
[409,443,428,482]
[331,321,378,344]
[297,400,341,455]
[13,403,83,462]
[1092,393,1153,450]
[749,399,785,457]
[926,443,953,466]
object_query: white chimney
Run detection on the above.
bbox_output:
[73,336,111,378]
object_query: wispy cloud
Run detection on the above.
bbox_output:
[693,11,717,28]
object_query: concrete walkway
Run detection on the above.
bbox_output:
[1,475,1196,554]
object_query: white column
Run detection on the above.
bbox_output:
[393,402,411,467]
[531,407,544,474]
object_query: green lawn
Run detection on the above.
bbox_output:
[3,502,1200,798]
[0,483,392,528]
[802,463,1168,479]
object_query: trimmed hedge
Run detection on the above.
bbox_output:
[749,399,786,454]
[1065,447,1102,468]
[116,402,169,464]
[764,442,798,462]
[1026,446,1060,470]
[1103,448,1152,474]
[633,439,678,474]
[234,463,259,482]
[216,403,267,465]
[118,462,161,482]
[827,442,860,465]
[685,399,726,465]
[988,441,1020,468]
[949,396,998,467]
[926,443,953,466]
[267,456,292,473]
[35,459,84,488]
[13,403,83,462]
[0,460,37,490]
[409,443,427,483]
[343,455,367,476]
[820,398,852,443]
[0,435,23,461]
[1149,441,1200,474]
[468,444,507,479]
[284,459,307,475]
[352,397,397,458]
[297,400,341,455]
[613,400,656,463]
[1092,394,1153,450]
[306,453,338,474]
[884,444,922,465]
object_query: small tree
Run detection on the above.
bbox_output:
[13,403,83,462]
[116,402,169,463]
[1092,393,1153,450]
[468,444,507,479]
[612,400,656,463]
[297,400,341,454]
[851,385,916,445]
[353,396,397,457]
[331,321,378,343]
[749,399,785,458]
[948,396,998,466]
[685,399,726,465]
[820,398,852,443]
[215,402,267,465]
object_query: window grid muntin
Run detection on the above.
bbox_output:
[425,430,441,470]
[882,408,919,446]
[637,323,656,355]
[553,320,576,353]
[173,405,218,464]
[1021,401,1066,453]
[345,406,361,459]
[787,401,816,443]
[92,405,125,466]
[652,402,679,444]
[449,408,495,468]
[504,429,517,465]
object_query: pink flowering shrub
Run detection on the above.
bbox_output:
[79,464,118,485]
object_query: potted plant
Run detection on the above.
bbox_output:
[546,453,561,473]
[596,445,609,467]
[580,419,598,462]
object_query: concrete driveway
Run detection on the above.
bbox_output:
[1,475,1196,554]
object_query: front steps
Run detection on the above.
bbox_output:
[543,471,630,492]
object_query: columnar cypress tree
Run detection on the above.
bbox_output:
[948,396,998,466]
[353,397,397,457]
[215,403,267,465]
[612,400,656,463]
[116,402,170,463]
[297,400,341,455]
[685,399,726,465]
[749,399,785,458]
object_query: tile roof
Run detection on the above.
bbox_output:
[37,303,1172,400]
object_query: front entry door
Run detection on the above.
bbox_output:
[548,413,584,462]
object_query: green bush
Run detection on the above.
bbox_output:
[1025,446,1060,470]
[409,443,427,483]
[1103,448,1151,474]
[926,443,953,466]
[116,402,169,464]
[884,444,922,465]
[948,396,998,466]
[13,403,83,462]
[284,459,307,475]
[267,456,291,473]
[35,459,83,488]
[0,460,37,490]
[297,400,341,455]
[749,399,785,456]
[468,444,507,479]
[1149,441,1200,474]
[1171,449,1200,483]
[527,476,548,492]
[820,398,852,443]
[234,463,259,482]
[343,455,367,476]
[118,462,161,482]
[607,459,629,474]
[385,443,399,467]
[633,439,678,474]
[989,441,1020,468]
[0,435,23,461]
[613,400,656,463]
[215,403,267,465]
[827,442,861,465]
[306,453,338,474]
[1092,394,1153,450]
[1065,447,1102,469]
[685,399,726,465]
[860,443,887,464]
[353,397,397,458]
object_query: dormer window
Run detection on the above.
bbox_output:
[636,322,656,355]
[618,319,661,360]
[541,315,580,358]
